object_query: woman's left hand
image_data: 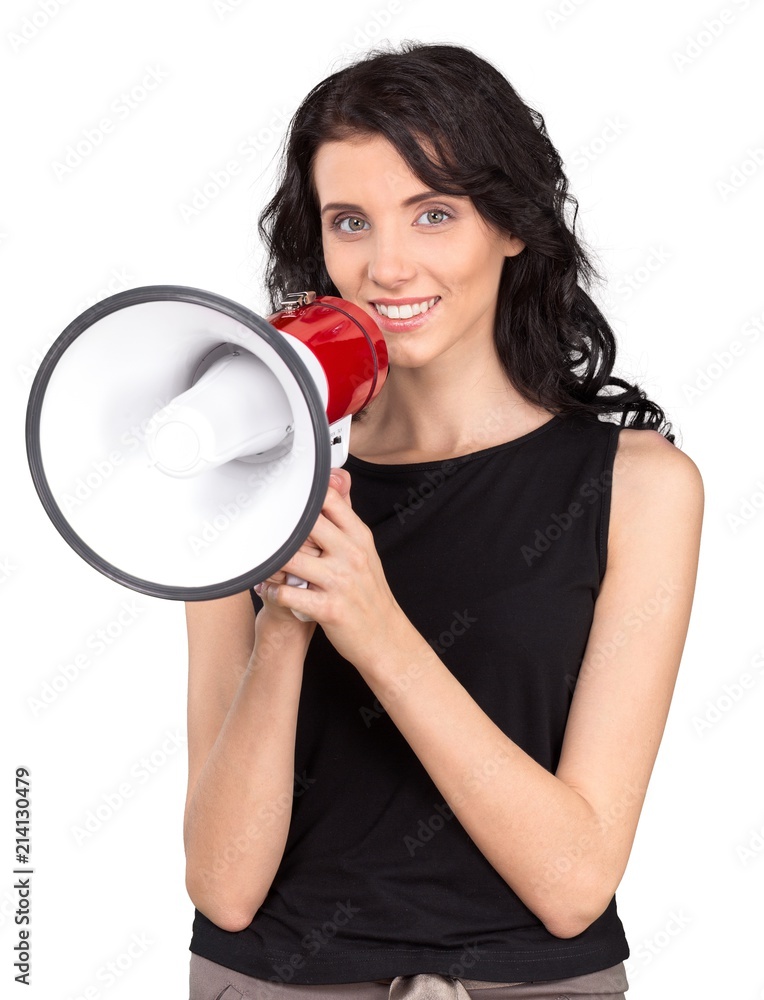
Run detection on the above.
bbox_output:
[255,468,404,668]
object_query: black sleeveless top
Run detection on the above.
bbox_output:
[190,412,630,983]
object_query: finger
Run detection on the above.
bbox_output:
[299,539,322,558]
[322,483,362,531]
[329,467,352,504]
[298,506,358,556]
[292,472,351,560]
[279,542,336,589]
[257,576,313,617]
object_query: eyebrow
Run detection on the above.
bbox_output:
[320,190,452,216]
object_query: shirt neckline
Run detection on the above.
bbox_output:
[345,413,562,472]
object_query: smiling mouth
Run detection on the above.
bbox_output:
[372,297,440,319]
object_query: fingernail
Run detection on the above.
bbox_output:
[330,475,342,489]
[254,583,263,595]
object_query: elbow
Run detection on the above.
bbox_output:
[185,873,260,934]
[211,909,258,934]
[543,914,591,940]
[539,885,615,940]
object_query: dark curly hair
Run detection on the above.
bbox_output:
[258,41,675,442]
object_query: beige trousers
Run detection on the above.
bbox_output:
[189,953,629,1000]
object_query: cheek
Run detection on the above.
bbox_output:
[322,241,360,292]
[438,238,500,294]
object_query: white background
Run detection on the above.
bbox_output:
[2,0,763,997]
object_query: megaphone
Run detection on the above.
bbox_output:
[25,285,388,610]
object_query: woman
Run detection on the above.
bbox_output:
[185,43,703,999]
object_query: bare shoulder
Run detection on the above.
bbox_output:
[614,427,703,492]
[610,428,704,553]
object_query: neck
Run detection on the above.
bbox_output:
[358,354,552,458]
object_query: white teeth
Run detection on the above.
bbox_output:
[373,297,438,318]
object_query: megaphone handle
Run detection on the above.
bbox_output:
[280,417,351,622]
[285,572,314,623]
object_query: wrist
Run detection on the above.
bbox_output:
[354,604,418,679]
[251,608,316,668]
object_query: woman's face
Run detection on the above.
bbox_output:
[312,134,525,370]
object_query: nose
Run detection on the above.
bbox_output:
[366,226,416,289]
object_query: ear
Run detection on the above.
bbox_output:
[501,233,526,257]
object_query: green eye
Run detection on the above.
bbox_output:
[338,216,368,232]
[417,209,452,225]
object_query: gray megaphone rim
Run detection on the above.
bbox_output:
[25,284,330,601]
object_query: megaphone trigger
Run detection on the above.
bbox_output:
[285,572,315,623]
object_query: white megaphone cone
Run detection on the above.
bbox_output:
[25,286,388,615]
[144,349,295,477]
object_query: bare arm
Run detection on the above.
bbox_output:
[183,591,315,932]
[183,470,351,932]
[342,429,703,938]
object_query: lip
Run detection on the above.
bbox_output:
[369,295,440,333]
[368,296,441,332]
[370,296,440,306]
